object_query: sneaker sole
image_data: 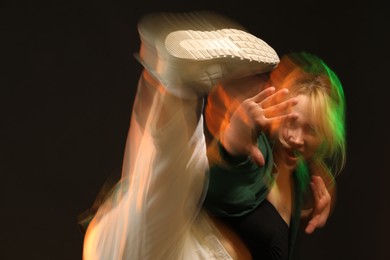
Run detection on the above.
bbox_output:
[165,29,279,65]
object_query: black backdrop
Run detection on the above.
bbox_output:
[2,0,389,259]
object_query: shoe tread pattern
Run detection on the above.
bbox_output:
[165,29,279,64]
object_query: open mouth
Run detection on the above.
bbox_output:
[284,148,301,162]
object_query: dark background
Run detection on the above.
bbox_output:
[1,0,389,259]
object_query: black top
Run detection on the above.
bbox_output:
[219,199,289,260]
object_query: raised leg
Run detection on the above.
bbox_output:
[83,11,278,260]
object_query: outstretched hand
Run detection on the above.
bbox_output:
[304,175,332,234]
[221,87,298,166]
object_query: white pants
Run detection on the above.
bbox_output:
[83,70,233,260]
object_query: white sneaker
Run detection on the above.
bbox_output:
[136,11,279,99]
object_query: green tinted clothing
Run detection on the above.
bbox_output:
[204,133,274,216]
[203,133,304,260]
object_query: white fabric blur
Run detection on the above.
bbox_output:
[82,71,233,260]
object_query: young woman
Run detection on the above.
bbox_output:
[81,11,345,260]
[203,52,346,259]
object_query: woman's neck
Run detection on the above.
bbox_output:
[268,159,295,227]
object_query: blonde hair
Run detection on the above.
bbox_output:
[270,52,347,178]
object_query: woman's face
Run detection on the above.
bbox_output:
[276,94,324,169]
